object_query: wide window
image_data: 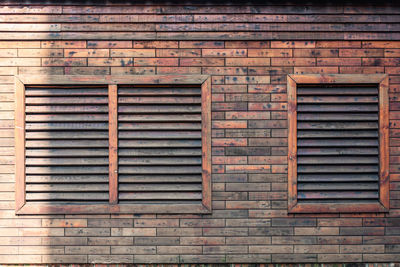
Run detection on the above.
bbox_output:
[287,74,389,213]
[15,75,211,214]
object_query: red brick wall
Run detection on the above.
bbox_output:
[0,39,399,264]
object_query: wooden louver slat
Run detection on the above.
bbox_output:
[296,84,380,204]
[117,85,203,205]
[24,85,109,204]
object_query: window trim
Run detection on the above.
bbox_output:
[287,74,389,213]
[15,75,212,215]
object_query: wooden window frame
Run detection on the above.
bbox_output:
[15,75,212,215]
[287,74,389,213]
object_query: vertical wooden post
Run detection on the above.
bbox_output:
[201,77,212,211]
[15,77,26,212]
[379,75,390,210]
[108,84,118,204]
[287,75,298,212]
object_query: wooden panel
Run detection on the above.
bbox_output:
[287,75,297,211]
[117,84,206,207]
[14,77,25,212]
[24,84,109,205]
[288,74,388,213]
[108,84,118,204]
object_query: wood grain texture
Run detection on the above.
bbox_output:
[108,84,118,204]
[288,74,389,213]
[379,75,389,210]
[287,75,297,211]
[16,76,211,214]
[0,4,399,40]
[201,77,212,211]
[14,76,25,212]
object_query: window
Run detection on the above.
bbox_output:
[287,74,389,213]
[15,75,211,214]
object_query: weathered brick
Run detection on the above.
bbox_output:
[64,228,109,236]
[180,237,225,245]
[88,41,132,48]
[42,219,87,228]
[318,254,362,262]
[41,41,86,48]
[18,48,62,57]
[65,49,109,57]
[249,245,292,253]
[203,49,247,57]
[42,58,87,66]
[134,255,179,263]
[88,237,132,246]
[88,255,132,264]
[271,41,315,48]
[135,41,178,48]
[65,246,110,254]
[111,49,155,57]
[249,49,292,57]
[110,245,155,254]
[226,58,271,66]
[295,227,339,236]
[180,41,224,48]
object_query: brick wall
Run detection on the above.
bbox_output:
[0,40,400,264]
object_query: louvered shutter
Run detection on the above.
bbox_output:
[24,85,109,204]
[296,85,380,203]
[117,85,203,204]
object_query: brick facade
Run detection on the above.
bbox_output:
[0,3,400,265]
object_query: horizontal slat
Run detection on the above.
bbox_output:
[119,131,201,139]
[297,122,378,130]
[26,122,108,130]
[119,87,201,96]
[26,166,108,174]
[297,87,378,95]
[26,184,108,192]
[26,131,108,139]
[297,156,379,164]
[119,175,201,183]
[26,97,108,104]
[26,149,108,157]
[298,174,379,182]
[298,191,379,200]
[118,114,201,122]
[297,130,378,138]
[119,192,202,200]
[119,166,202,174]
[26,88,107,96]
[297,113,378,121]
[297,148,378,155]
[298,165,379,173]
[26,192,108,201]
[26,105,108,113]
[297,104,378,112]
[119,148,201,156]
[119,140,201,148]
[119,122,201,130]
[26,140,108,148]
[297,139,378,147]
[119,184,202,191]
[26,175,108,183]
[118,105,201,113]
[118,96,201,104]
[119,157,201,165]
[298,182,379,191]
[26,114,109,122]
[298,96,378,103]
[26,157,108,166]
